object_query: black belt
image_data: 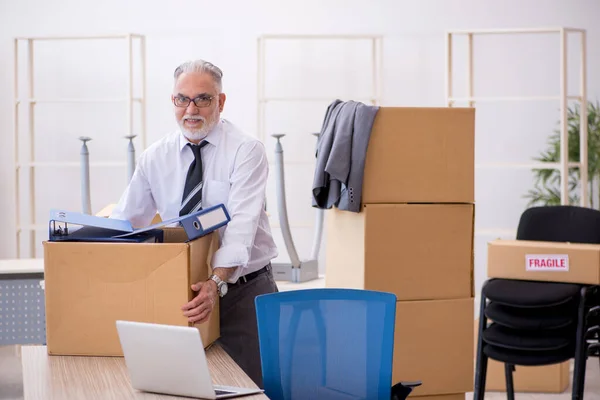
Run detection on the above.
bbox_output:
[232,263,271,285]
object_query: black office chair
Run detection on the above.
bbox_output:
[474,205,600,400]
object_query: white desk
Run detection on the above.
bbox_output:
[0,258,46,346]
[0,258,44,275]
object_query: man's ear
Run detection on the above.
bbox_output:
[218,93,227,112]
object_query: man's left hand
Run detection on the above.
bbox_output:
[181,267,236,324]
[181,280,218,324]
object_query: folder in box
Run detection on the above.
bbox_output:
[48,204,231,243]
[50,225,164,243]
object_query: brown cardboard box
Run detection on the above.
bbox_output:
[43,229,220,356]
[474,319,570,393]
[362,107,475,204]
[325,203,474,301]
[482,358,569,393]
[488,239,600,284]
[394,298,474,396]
[485,239,585,392]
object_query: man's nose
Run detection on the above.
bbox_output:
[186,102,200,114]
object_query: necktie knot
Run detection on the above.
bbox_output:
[189,140,208,159]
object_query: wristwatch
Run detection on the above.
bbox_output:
[209,274,228,298]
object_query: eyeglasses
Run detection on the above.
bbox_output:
[172,94,215,108]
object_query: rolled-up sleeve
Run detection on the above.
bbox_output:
[110,153,157,228]
[211,141,268,282]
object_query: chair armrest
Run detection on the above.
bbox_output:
[397,381,422,388]
[391,380,423,400]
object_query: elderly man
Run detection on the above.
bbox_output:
[110,59,279,387]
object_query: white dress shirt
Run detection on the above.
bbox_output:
[110,118,278,283]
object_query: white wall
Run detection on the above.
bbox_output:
[1,0,599,301]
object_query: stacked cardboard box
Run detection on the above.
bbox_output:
[325,107,476,399]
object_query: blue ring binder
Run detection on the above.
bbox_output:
[48,204,231,243]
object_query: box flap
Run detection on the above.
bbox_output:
[189,233,217,287]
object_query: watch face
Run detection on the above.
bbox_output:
[220,283,228,296]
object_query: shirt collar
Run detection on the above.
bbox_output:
[178,119,223,152]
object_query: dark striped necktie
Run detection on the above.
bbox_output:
[180,141,209,216]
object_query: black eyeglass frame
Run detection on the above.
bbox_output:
[172,94,216,108]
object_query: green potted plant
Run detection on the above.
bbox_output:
[525,100,600,208]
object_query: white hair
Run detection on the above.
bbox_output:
[173,59,223,92]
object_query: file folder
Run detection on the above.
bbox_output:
[49,225,164,243]
[48,204,231,243]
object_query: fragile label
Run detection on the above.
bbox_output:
[525,254,569,271]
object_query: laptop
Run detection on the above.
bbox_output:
[115,320,264,399]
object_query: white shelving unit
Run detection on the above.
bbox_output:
[256,34,384,144]
[445,27,589,239]
[256,34,383,274]
[13,34,147,259]
[256,34,383,219]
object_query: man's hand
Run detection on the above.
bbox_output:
[181,267,236,324]
[181,280,218,324]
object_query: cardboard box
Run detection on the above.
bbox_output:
[43,229,220,356]
[488,239,600,285]
[394,298,474,396]
[474,319,570,393]
[411,395,465,400]
[325,203,474,301]
[482,358,570,393]
[362,107,475,204]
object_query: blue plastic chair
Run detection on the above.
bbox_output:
[255,288,398,400]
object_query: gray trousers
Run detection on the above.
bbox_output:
[217,266,278,388]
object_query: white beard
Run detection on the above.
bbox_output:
[179,116,217,142]
[181,125,210,142]
[178,104,220,142]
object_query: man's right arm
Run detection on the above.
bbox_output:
[110,154,157,228]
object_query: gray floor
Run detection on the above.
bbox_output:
[0,344,598,400]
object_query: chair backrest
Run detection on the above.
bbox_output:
[255,288,397,400]
[516,205,600,243]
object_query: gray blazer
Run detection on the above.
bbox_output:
[311,99,380,212]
